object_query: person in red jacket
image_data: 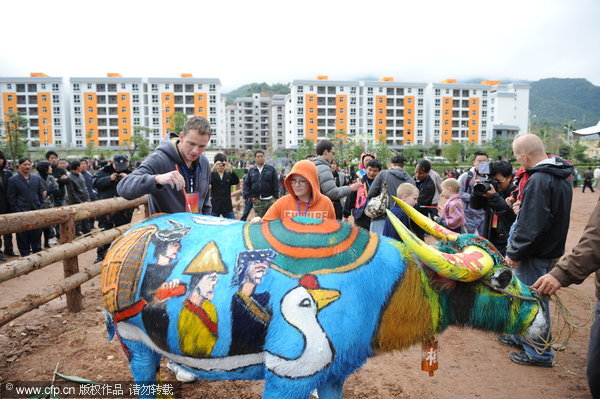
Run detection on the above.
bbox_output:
[262,160,334,222]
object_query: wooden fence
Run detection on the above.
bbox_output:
[0,189,244,327]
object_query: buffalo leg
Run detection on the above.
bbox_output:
[123,339,162,398]
[263,371,313,399]
[317,378,345,399]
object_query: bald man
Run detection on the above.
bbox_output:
[499,134,574,368]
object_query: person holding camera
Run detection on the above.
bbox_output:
[210,154,240,219]
[469,161,516,256]
[93,154,133,262]
[457,151,489,234]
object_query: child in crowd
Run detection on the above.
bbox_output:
[261,160,335,222]
[382,183,419,241]
[343,159,382,230]
[436,178,465,233]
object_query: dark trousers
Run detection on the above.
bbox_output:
[53,199,65,239]
[1,233,14,255]
[16,229,42,256]
[588,301,600,398]
[96,210,132,260]
[240,199,253,221]
[582,180,595,193]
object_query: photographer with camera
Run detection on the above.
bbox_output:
[457,151,489,234]
[469,160,516,256]
[93,154,133,262]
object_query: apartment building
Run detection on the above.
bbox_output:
[288,77,360,149]
[361,79,428,147]
[0,73,67,147]
[70,75,142,148]
[226,93,272,151]
[271,94,286,149]
[286,77,529,150]
[147,76,223,148]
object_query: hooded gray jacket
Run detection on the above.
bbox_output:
[368,168,416,211]
[313,156,352,201]
[117,135,211,215]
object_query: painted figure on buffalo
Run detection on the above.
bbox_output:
[229,249,275,356]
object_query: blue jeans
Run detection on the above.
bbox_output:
[509,256,555,362]
[369,218,386,235]
[588,301,600,397]
[211,210,236,220]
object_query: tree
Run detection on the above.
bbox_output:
[169,112,188,134]
[572,142,588,162]
[443,141,463,162]
[483,137,512,161]
[294,138,316,161]
[85,131,95,158]
[370,142,395,167]
[402,145,424,164]
[559,144,572,160]
[123,127,152,160]
[0,112,29,165]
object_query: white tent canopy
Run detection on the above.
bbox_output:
[573,121,600,136]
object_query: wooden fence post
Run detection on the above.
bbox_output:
[59,214,82,312]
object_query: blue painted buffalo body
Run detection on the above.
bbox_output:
[101,210,546,399]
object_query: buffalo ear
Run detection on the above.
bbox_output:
[489,268,513,290]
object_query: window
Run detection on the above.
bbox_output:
[350,119,356,126]
[482,110,487,118]
[417,109,423,117]
[407,98,412,104]
[75,118,82,125]
[74,107,81,115]
[7,95,12,101]
[132,84,139,91]
[472,99,477,105]
[418,88,424,95]
[151,84,158,91]
[87,84,92,89]
[350,108,356,116]
[121,95,126,101]
[121,107,127,113]
[120,84,126,90]
[209,84,216,92]
[152,95,158,103]
[297,97,304,105]
[73,83,80,91]
[483,90,488,97]
[88,118,94,124]
[482,100,487,107]
[367,87,373,94]
[339,108,344,114]
[350,87,356,94]
[297,118,304,126]
[367,109,373,116]
[152,117,159,125]
[417,120,423,127]
[445,99,449,105]
[209,95,216,104]
[367,98,373,105]
[7,84,12,90]
[435,89,440,95]
[378,109,383,115]
[133,106,139,114]
[350,97,356,105]
[53,106,60,114]
[297,86,304,93]
[132,94,139,103]
[133,117,140,125]
[435,99,441,106]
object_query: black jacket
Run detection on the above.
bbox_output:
[243,164,279,200]
[94,165,132,200]
[51,166,69,200]
[506,157,574,261]
[470,182,517,255]
[0,166,13,214]
[6,173,45,212]
[416,175,435,211]
[210,171,240,214]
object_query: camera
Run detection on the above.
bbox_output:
[472,161,495,195]
[473,177,498,195]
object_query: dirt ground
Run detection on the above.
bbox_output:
[1,191,598,399]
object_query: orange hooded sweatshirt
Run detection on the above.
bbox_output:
[262,160,335,222]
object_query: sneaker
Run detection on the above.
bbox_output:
[498,335,522,349]
[510,351,553,368]
[49,238,58,245]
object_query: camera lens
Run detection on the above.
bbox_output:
[473,182,490,195]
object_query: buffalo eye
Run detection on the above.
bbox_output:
[299,298,312,308]
[490,268,513,290]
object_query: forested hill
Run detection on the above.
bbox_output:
[530,78,600,128]
[224,83,290,104]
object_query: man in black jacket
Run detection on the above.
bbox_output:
[243,151,278,218]
[93,154,133,262]
[210,154,240,219]
[501,134,574,368]
[0,151,16,260]
[469,160,516,256]
[414,159,436,240]
[45,150,70,240]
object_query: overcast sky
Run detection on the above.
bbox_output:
[1,0,599,91]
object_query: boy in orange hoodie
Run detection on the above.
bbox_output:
[262,160,335,222]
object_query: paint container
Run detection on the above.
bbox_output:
[421,339,439,376]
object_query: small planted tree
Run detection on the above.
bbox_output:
[0,112,29,166]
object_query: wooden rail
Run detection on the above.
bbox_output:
[0,188,244,327]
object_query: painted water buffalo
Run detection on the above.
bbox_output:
[101,198,547,399]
